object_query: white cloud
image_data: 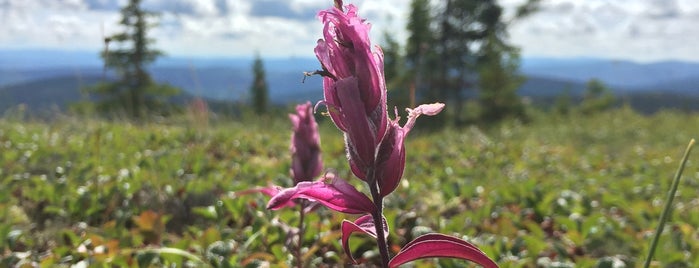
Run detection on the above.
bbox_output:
[508,0,699,61]
[0,0,698,62]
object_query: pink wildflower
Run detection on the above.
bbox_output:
[289,102,323,184]
[314,4,388,180]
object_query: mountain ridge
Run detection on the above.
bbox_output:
[2,49,698,114]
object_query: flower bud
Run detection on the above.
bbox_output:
[289,102,323,184]
[314,4,388,180]
[375,103,445,197]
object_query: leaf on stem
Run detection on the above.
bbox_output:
[267,176,376,215]
[341,214,388,264]
[237,186,297,209]
[388,233,498,268]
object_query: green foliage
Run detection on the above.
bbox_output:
[399,0,534,124]
[85,0,179,119]
[1,109,698,266]
[553,88,573,116]
[478,36,526,122]
[580,79,616,114]
[83,81,181,118]
[514,0,543,19]
[406,0,434,68]
[382,31,403,84]
[250,54,269,114]
[381,31,413,110]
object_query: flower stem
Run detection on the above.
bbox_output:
[297,201,306,268]
[367,167,390,267]
[643,138,695,268]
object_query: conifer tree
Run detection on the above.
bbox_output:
[431,0,534,123]
[382,30,414,109]
[90,0,178,118]
[580,79,615,114]
[250,53,269,114]
[406,0,439,103]
[474,3,527,121]
[434,0,486,123]
[382,31,402,84]
[478,33,526,121]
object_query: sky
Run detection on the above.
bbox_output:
[0,0,698,63]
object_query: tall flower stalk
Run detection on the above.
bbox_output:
[265,1,498,267]
[241,101,322,267]
[288,102,323,268]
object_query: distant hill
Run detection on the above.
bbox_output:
[148,66,323,102]
[521,57,699,89]
[518,76,588,97]
[0,76,97,112]
[0,75,202,114]
[2,49,699,114]
[637,76,699,96]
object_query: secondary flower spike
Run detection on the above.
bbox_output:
[314,3,388,181]
[238,102,325,210]
[289,102,323,184]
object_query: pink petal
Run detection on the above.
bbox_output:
[403,103,446,132]
[336,77,375,170]
[369,45,388,142]
[317,9,351,78]
[341,214,389,264]
[349,156,367,180]
[321,77,347,131]
[266,176,375,215]
[388,233,498,268]
[373,103,446,197]
[375,122,406,197]
[410,103,446,116]
[315,2,388,147]
[253,186,281,197]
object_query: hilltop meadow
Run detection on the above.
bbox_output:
[1,107,698,267]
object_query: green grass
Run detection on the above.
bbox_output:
[1,107,697,267]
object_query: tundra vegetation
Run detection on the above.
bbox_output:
[1,0,697,267]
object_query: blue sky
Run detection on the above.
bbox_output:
[1,0,698,62]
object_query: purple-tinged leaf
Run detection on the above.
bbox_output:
[341,214,388,264]
[388,233,498,268]
[237,186,281,197]
[266,176,375,215]
[236,186,297,209]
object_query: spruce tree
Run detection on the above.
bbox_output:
[381,30,413,109]
[90,0,178,119]
[580,79,615,114]
[478,34,526,121]
[431,0,532,123]
[250,53,269,114]
[435,0,484,123]
[474,3,527,121]
[406,0,434,71]
[406,0,439,103]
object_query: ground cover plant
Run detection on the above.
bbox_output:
[0,107,697,267]
[2,1,698,266]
